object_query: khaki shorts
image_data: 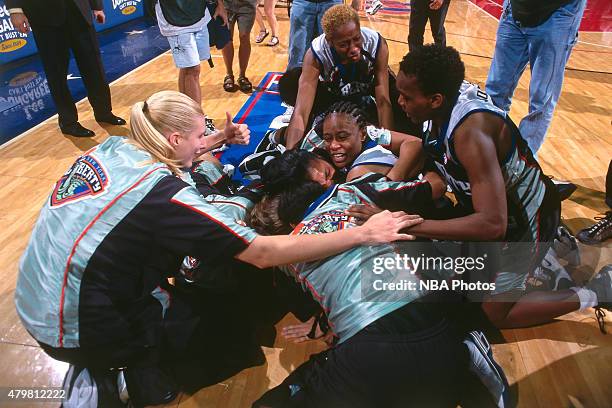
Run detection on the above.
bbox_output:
[223,0,257,35]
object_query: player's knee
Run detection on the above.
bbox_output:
[181,65,201,76]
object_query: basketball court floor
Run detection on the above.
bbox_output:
[0,0,610,406]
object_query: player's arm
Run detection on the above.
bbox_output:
[373,39,393,130]
[385,136,425,181]
[236,211,422,268]
[286,51,321,149]
[404,116,507,240]
[346,164,391,181]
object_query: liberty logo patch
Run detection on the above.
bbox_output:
[50,154,109,207]
[294,210,355,235]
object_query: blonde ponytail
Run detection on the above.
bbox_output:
[128,91,204,175]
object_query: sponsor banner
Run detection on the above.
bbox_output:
[0,0,144,65]
[0,69,54,137]
[101,0,144,30]
[0,2,37,62]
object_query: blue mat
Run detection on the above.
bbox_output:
[220,72,288,183]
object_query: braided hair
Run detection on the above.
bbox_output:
[317,101,370,136]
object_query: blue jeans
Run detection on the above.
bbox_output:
[485,0,586,155]
[287,0,341,70]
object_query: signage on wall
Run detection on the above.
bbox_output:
[111,0,141,16]
[0,0,144,65]
[0,3,36,58]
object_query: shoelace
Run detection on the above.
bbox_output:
[595,307,607,334]
[586,212,612,236]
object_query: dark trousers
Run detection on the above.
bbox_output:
[253,305,467,408]
[30,1,112,127]
[408,0,450,52]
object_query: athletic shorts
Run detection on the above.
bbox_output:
[492,176,561,296]
[166,24,211,68]
[224,0,257,35]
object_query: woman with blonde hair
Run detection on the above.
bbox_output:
[15,90,420,406]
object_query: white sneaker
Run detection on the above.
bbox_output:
[366,0,383,15]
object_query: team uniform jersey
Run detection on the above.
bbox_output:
[190,159,238,196]
[311,27,381,102]
[282,173,448,343]
[424,81,560,294]
[180,162,263,287]
[16,137,258,349]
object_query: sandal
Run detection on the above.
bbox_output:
[267,35,279,47]
[223,74,237,92]
[237,76,253,93]
[255,29,269,44]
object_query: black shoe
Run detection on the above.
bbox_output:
[551,178,577,201]
[95,113,126,126]
[586,264,612,311]
[577,212,612,245]
[60,122,95,137]
[123,366,178,407]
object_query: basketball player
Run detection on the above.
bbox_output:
[391,45,611,328]
[248,151,511,407]
[282,5,419,149]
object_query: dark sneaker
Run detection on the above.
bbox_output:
[553,226,580,266]
[254,129,286,154]
[576,212,612,245]
[586,264,612,311]
[536,248,575,291]
[123,366,178,407]
[589,265,612,334]
[551,178,577,201]
[62,365,124,408]
[239,148,282,175]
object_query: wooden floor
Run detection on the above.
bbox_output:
[0,1,610,406]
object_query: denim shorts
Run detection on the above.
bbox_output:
[166,24,211,68]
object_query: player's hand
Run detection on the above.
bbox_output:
[93,10,106,24]
[359,210,423,244]
[223,111,250,145]
[214,3,229,27]
[346,203,383,225]
[429,0,443,10]
[282,318,333,344]
[281,318,319,343]
[10,13,30,34]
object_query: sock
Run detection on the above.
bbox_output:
[570,287,598,310]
